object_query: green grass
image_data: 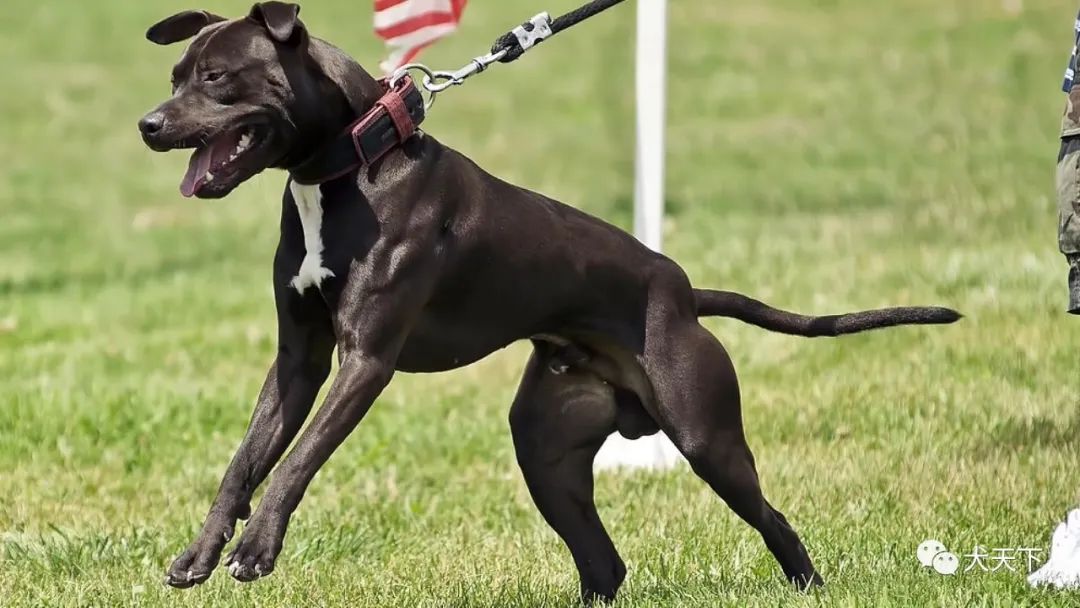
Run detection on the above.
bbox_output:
[2,0,1079,605]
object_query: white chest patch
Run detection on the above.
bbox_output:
[288,182,336,295]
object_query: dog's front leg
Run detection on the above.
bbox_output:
[220,210,441,583]
[223,349,395,582]
[165,296,335,588]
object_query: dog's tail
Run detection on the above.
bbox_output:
[694,289,961,337]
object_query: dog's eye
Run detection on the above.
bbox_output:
[202,71,226,83]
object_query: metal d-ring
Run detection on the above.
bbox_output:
[389,63,441,110]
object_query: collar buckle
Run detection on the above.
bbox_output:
[350,76,421,166]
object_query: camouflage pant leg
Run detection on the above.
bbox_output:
[1059,88,1080,254]
[1056,144,1080,257]
[1057,87,1080,312]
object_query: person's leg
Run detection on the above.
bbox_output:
[1056,88,1080,314]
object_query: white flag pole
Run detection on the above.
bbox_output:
[631,0,666,253]
[594,0,682,471]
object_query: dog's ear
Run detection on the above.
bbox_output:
[248,2,305,45]
[146,10,226,45]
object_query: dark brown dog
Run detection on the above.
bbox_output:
[138,3,959,601]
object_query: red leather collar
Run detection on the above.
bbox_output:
[289,75,426,185]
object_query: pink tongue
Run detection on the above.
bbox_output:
[180,147,213,198]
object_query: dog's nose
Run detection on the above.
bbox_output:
[138,112,165,136]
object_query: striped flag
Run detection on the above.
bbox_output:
[375,0,468,75]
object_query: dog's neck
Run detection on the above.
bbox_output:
[279,38,386,171]
[308,38,384,122]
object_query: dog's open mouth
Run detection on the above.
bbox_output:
[180,127,262,197]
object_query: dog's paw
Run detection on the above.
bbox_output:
[164,545,219,589]
[224,523,283,583]
[163,516,240,589]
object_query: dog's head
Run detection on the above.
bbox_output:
[138,2,372,198]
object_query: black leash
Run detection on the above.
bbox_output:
[490,0,628,64]
[389,0,629,109]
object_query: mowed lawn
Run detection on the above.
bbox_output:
[2,0,1079,605]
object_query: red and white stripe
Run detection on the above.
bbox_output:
[375,0,468,74]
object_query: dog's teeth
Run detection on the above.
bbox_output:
[205,171,214,182]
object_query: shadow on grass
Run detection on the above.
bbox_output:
[977,403,1080,456]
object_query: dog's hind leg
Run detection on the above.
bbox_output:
[642,298,823,588]
[510,344,625,604]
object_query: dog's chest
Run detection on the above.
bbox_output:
[287,182,336,295]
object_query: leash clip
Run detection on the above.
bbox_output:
[439,49,507,87]
[388,3,616,112]
[390,47,509,108]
